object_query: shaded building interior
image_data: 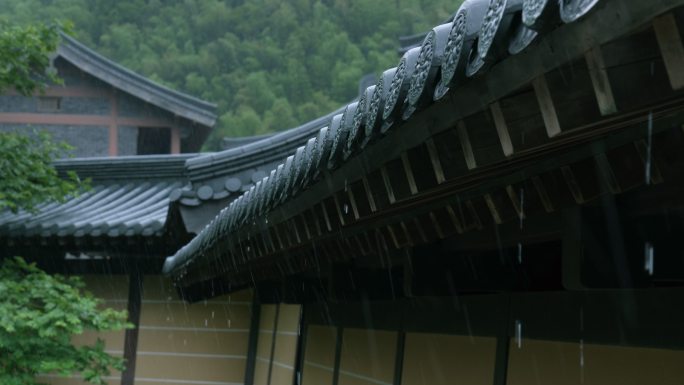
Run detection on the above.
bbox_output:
[3,0,684,385]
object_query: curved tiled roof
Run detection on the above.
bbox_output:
[0,155,189,239]
[58,33,217,127]
[163,0,620,275]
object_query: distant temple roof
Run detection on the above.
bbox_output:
[57,32,218,128]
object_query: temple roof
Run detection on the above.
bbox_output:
[0,155,191,240]
[58,33,217,128]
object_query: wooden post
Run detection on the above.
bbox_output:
[490,102,514,156]
[170,126,181,154]
[109,92,118,156]
[585,46,618,115]
[654,13,684,90]
[532,75,562,137]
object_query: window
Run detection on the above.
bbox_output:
[37,96,61,112]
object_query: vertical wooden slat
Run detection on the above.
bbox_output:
[532,176,555,213]
[484,194,503,224]
[505,185,525,220]
[429,212,445,238]
[585,46,618,115]
[490,102,514,157]
[347,189,360,220]
[561,166,586,204]
[400,221,414,246]
[320,203,333,232]
[457,120,478,170]
[445,205,465,234]
[361,176,378,213]
[595,153,622,194]
[654,13,684,90]
[532,75,562,137]
[634,140,664,184]
[425,138,446,183]
[381,165,397,204]
[401,152,419,195]
[333,194,346,226]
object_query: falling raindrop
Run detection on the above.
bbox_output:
[343,204,349,214]
[580,338,585,384]
[515,319,523,348]
[519,188,525,229]
[517,242,523,264]
[211,311,215,319]
[204,319,208,327]
[183,339,187,346]
[645,111,653,185]
[228,319,232,328]
[644,242,654,276]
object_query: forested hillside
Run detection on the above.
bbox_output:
[0,0,459,149]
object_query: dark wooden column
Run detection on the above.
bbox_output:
[121,270,143,385]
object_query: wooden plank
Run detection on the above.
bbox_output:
[561,166,586,204]
[400,221,414,246]
[456,121,478,170]
[381,165,397,204]
[445,205,465,234]
[594,153,622,194]
[413,218,429,243]
[428,212,445,239]
[585,46,618,115]
[320,203,333,232]
[361,176,378,212]
[332,193,346,226]
[484,194,504,224]
[490,102,515,156]
[654,13,684,90]
[532,75,562,137]
[425,138,446,184]
[401,152,419,195]
[634,140,664,184]
[466,200,483,231]
[387,225,401,249]
[346,189,360,220]
[505,185,525,220]
[532,176,555,213]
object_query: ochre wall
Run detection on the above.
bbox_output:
[401,333,496,385]
[338,328,397,385]
[301,325,337,385]
[134,275,252,385]
[253,304,302,385]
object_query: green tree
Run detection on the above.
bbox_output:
[0,23,130,385]
[0,257,130,385]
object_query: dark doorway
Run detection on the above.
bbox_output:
[137,127,171,155]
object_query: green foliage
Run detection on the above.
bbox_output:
[0,0,462,150]
[0,257,131,385]
[0,22,62,96]
[0,130,87,213]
